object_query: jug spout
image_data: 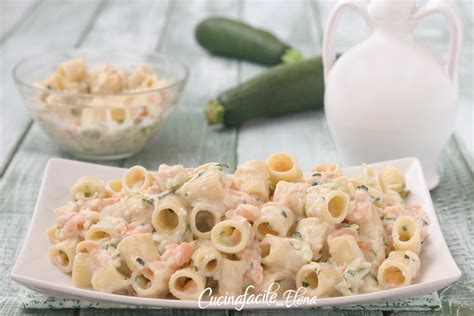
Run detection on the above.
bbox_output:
[369,0,417,33]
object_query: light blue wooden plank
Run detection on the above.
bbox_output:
[236,0,336,172]
[0,0,104,176]
[239,311,382,316]
[123,0,241,170]
[79,309,227,316]
[0,0,172,313]
[452,0,473,171]
[0,0,41,43]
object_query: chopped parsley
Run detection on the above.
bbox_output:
[421,219,429,226]
[216,163,229,170]
[156,183,182,200]
[291,231,302,239]
[156,190,173,199]
[312,172,322,177]
[402,225,407,231]
[371,195,381,202]
[196,169,206,178]
[301,281,309,288]
[194,266,198,272]
[142,198,154,207]
[404,254,410,259]
[136,257,145,265]
[311,182,320,186]
[357,184,369,191]
[346,269,356,276]
[281,211,287,218]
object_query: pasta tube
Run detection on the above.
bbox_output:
[122,165,153,193]
[91,264,131,293]
[169,268,206,300]
[216,257,248,296]
[253,203,295,239]
[379,165,408,197]
[266,152,303,184]
[272,181,308,217]
[211,218,253,254]
[152,195,187,235]
[131,266,172,298]
[360,164,383,194]
[257,268,295,296]
[232,160,270,202]
[81,108,108,126]
[295,217,333,260]
[72,253,95,288]
[71,176,105,200]
[189,203,220,239]
[392,216,421,254]
[85,216,124,240]
[327,235,365,266]
[177,166,226,208]
[191,240,223,277]
[377,250,421,288]
[47,225,59,244]
[49,238,78,273]
[105,178,123,196]
[58,57,87,81]
[305,188,349,224]
[296,262,342,297]
[260,235,312,273]
[117,233,160,271]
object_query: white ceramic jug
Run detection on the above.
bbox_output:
[323,0,463,189]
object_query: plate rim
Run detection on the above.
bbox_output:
[11,157,462,309]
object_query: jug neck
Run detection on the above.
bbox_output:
[368,0,416,35]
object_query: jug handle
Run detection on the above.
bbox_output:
[322,0,370,81]
[413,0,463,81]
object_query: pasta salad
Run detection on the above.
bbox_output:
[48,152,430,300]
[32,58,176,158]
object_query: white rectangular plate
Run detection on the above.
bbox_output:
[11,157,461,309]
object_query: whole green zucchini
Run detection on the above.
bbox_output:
[195,17,302,65]
[205,56,325,126]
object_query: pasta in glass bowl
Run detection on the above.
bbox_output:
[13,49,188,160]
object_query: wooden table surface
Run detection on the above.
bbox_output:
[0,0,472,315]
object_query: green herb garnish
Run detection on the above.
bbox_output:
[291,231,302,239]
[136,257,145,265]
[281,211,287,218]
[357,184,369,191]
[216,163,229,170]
[302,281,309,288]
[142,198,154,207]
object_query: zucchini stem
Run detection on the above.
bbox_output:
[281,48,303,64]
[205,99,225,124]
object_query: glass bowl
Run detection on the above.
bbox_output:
[13,49,188,160]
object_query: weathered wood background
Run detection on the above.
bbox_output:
[0,0,472,315]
